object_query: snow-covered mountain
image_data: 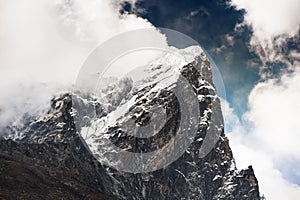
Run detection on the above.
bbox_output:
[0,46,262,199]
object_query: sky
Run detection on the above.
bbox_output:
[127,1,300,199]
[0,0,299,199]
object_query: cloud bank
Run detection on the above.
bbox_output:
[223,63,300,199]
[1,1,299,199]
[0,0,165,129]
[230,0,300,68]
[227,0,300,199]
[230,0,300,39]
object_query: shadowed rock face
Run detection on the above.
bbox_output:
[0,47,261,200]
[0,139,113,200]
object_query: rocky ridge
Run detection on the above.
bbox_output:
[0,46,262,199]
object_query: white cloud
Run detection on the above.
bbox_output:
[222,64,300,199]
[290,50,300,60]
[0,0,158,85]
[245,66,300,157]
[230,0,300,40]
[225,34,234,47]
[230,0,300,65]
[226,1,300,199]
[0,0,166,128]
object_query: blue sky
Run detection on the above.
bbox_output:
[128,0,262,116]
[126,0,300,198]
[0,0,299,199]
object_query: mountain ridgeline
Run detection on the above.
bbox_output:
[0,46,262,199]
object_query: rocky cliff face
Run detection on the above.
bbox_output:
[0,46,261,199]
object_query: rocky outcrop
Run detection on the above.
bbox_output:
[0,46,262,199]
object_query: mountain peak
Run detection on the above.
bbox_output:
[0,45,262,199]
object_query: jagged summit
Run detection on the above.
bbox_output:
[77,45,219,173]
[0,45,261,199]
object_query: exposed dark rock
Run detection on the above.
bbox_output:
[0,46,262,200]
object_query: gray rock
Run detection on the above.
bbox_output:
[0,46,262,200]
